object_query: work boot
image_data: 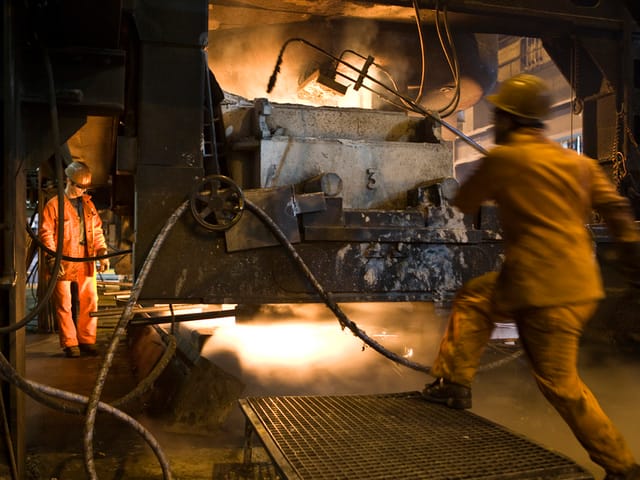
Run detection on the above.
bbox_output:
[63,346,80,358]
[605,464,640,480]
[421,378,472,409]
[79,343,98,356]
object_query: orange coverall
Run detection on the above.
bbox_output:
[430,128,640,474]
[39,193,107,348]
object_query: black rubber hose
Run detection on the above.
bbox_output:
[245,199,526,376]
[8,44,131,336]
[25,224,132,262]
[244,199,432,374]
[111,334,177,409]
[0,390,18,480]
[0,351,171,478]
[83,200,188,480]
[0,46,67,336]
[0,333,176,416]
[11,35,171,480]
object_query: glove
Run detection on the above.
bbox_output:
[617,241,640,288]
[96,249,109,273]
[46,256,65,279]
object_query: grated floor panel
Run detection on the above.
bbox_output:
[239,392,594,480]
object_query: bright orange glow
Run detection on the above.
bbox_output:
[191,303,451,396]
[203,321,357,366]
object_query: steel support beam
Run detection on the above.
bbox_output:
[1,1,26,477]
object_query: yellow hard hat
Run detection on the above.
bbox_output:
[486,74,552,120]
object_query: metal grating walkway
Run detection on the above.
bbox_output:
[239,392,594,480]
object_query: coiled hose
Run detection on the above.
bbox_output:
[0,198,184,480]
[82,200,188,480]
[0,41,177,480]
[0,352,170,476]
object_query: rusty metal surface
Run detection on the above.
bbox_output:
[239,392,594,480]
[140,235,502,304]
[139,179,504,304]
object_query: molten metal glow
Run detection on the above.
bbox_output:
[208,321,356,366]
[194,303,450,396]
[298,69,348,101]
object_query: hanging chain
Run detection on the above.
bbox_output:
[570,39,585,147]
[611,106,626,186]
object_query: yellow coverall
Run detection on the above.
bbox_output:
[40,193,107,349]
[430,128,639,474]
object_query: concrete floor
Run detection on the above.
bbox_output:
[22,301,640,480]
[24,330,262,480]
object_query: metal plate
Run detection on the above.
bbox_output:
[239,392,593,480]
[225,186,300,252]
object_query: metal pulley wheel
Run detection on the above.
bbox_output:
[190,175,244,231]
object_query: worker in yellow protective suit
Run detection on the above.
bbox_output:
[40,161,109,358]
[421,74,640,480]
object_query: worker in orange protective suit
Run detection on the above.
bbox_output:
[39,161,109,358]
[421,74,640,480]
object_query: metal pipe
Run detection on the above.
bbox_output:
[126,309,237,327]
[90,304,230,317]
[267,37,489,155]
[413,0,623,31]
